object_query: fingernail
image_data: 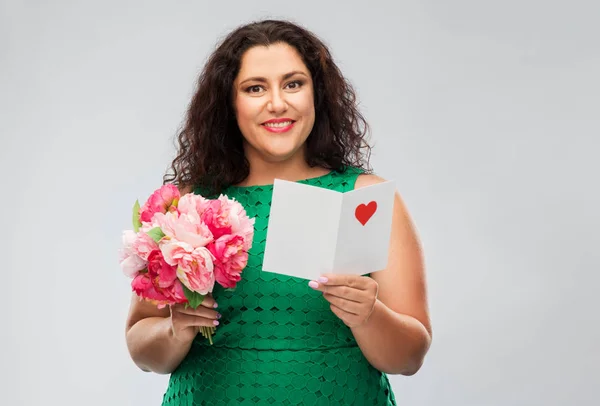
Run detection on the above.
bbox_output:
[213,320,219,326]
[318,277,328,283]
[308,281,319,289]
[217,313,222,319]
[213,303,218,308]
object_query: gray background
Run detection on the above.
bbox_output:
[2,0,598,405]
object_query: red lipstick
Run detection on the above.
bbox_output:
[261,118,296,133]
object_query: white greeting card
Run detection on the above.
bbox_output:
[262,179,395,281]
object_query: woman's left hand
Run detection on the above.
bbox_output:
[308,274,379,328]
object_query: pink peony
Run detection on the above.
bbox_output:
[155,211,214,248]
[177,192,211,219]
[164,281,187,305]
[161,241,216,295]
[132,232,159,261]
[208,234,249,288]
[217,195,255,250]
[201,199,233,240]
[147,250,178,289]
[130,250,187,308]
[120,230,147,278]
[147,250,186,305]
[131,273,169,303]
[131,274,186,309]
[139,184,180,223]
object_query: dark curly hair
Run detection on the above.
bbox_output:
[163,19,373,195]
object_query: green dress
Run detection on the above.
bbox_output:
[161,166,397,405]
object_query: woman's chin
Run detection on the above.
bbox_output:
[254,139,302,160]
[244,134,308,163]
[260,146,303,163]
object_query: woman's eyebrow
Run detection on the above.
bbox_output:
[239,71,308,86]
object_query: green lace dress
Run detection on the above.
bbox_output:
[161,167,397,405]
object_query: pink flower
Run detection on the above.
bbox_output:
[147,250,186,304]
[177,192,211,219]
[218,195,255,250]
[155,211,214,248]
[119,230,147,278]
[208,234,248,288]
[201,199,233,240]
[164,281,187,305]
[147,250,178,288]
[131,274,180,309]
[162,241,216,295]
[177,192,233,240]
[139,184,180,223]
[130,250,187,308]
[132,232,159,261]
[132,273,168,302]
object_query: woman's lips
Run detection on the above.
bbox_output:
[261,121,296,133]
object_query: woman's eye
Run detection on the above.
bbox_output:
[287,80,303,89]
[247,85,263,93]
[245,80,303,94]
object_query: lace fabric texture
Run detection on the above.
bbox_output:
[162,167,397,405]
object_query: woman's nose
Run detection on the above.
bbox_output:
[267,90,288,112]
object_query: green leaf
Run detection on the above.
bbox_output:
[182,283,205,309]
[132,200,142,232]
[224,288,236,292]
[146,227,165,243]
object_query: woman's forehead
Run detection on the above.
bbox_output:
[237,43,309,78]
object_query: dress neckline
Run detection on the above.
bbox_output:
[225,169,336,191]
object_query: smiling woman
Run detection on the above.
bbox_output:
[159,20,373,196]
[124,19,431,406]
[232,43,317,174]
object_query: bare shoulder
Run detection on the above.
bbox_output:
[355,173,406,208]
[354,173,388,189]
[355,173,409,213]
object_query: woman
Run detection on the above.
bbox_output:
[125,19,432,405]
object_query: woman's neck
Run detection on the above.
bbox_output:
[236,148,329,187]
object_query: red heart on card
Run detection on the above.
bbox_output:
[355,201,377,225]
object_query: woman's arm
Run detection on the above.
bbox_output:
[350,174,432,375]
[125,294,193,375]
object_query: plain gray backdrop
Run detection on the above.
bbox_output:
[2,1,598,405]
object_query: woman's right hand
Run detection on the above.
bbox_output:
[169,295,221,343]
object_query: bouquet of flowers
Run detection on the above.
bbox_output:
[119,184,254,344]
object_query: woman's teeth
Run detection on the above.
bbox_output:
[264,121,293,128]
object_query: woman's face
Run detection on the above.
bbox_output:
[232,42,315,164]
